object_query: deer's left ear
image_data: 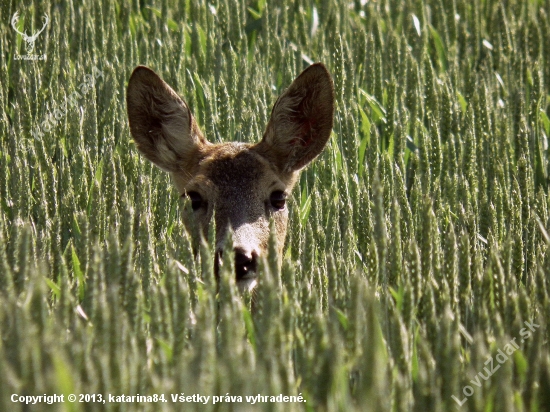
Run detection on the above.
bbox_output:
[256,63,334,172]
[126,66,207,173]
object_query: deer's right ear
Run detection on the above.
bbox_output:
[256,63,334,173]
[126,66,207,172]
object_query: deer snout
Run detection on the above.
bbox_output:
[234,248,258,281]
[214,247,259,283]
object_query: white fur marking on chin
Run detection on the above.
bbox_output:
[237,278,258,293]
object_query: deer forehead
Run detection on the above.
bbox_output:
[172,143,297,200]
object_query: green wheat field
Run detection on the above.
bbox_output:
[1,0,550,411]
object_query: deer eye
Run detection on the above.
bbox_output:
[185,191,204,211]
[270,191,287,210]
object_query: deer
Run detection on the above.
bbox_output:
[11,11,49,54]
[126,63,334,291]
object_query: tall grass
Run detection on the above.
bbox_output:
[0,0,549,410]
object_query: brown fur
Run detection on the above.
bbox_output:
[127,63,334,290]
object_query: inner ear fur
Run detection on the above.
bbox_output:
[256,63,334,172]
[126,66,207,173]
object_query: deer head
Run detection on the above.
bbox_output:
[127,64,334,290]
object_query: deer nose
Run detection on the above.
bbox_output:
[234,248,257,281]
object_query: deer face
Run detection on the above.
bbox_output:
[171,143,296,290]
[126,64,334,290]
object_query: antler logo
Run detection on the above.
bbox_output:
[11,11,49,54]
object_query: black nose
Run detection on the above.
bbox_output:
[234,248,257,281]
